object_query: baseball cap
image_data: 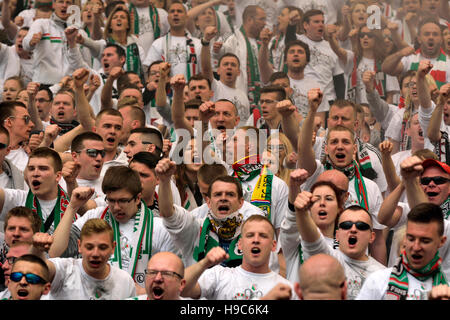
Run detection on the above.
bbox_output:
[421,159,450,174]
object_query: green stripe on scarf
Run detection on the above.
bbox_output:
[410,49,447,89]
[387,251,447,300]
[108,38,144,83]
[25,185,70,233]
[240,26,261,112]
[129,4,160,39]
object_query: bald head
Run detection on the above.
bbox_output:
[296,254,347,300]
[316,170,349,202]
[148,252,185,277]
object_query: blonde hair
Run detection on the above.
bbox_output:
[267,132,293,184]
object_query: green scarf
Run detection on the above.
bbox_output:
[101,201,153,285]
[193,216,243,267]
[324,158,370,211]
[387,251,447,300]
[129,3,160,39]
[25,185,70,233]
[441,197,450,220]
[108,37,145,83]
[410,49,447,89]
[240,26,261,113]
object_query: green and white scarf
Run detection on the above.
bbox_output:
[441,197,450,220]
[101,201,153,286]
[25,185,70,233]
[164,33,198,81]
[108,37,145,83]
[193,213,243,267]
[410,49,447,89]
[386,251,447,300]
[129,3,160,39]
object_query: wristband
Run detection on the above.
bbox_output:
[201,38,210,46]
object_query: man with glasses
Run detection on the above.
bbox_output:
[128,251,187,300]
[294,192,385,300]
[31,218,136,300]
[357,203,450,300]
[6,254,51,300]
[34,85,53,125]
[59,132,106,200]
[0,241,35,299]
[0,101,35,173]
[48,166,178,294]
[245,85,286,134]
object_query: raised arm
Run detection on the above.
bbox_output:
[186,0,224,34]
[379,140,401,192]
[31,233,56,282]
[363,70,393,127]
[416,59,433,110]
[428,84,450,142]
[181,246,228,299]
[170,74,194,135]
[381,46,415,77]
[72,68,96,131]
[400,156,429,209]
[277,99,299,149]
[326,24,348,64]
[154,158,176,218]
[294,190,321,243]
[200,26,217,83]
[26,82,44,131]
[377,182,406,228]
[1,0,18,41]
[48,187,94,258]
[258,27,274,85]
[297,88,322,174]
[101,67,124,110]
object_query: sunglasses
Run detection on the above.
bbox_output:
[420,176,450,185]
[10,272,47,284]
[338,221,371,231]
[9,115,32,125]
[77,148,106,158]
[359,32,374,38]
[0,142,7,150]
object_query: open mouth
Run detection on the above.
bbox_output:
[318,210,327,217]
[335,153,346,160]
[106,137,115,144]
[90,260,102,268]
[152,286,164,299]
[32,180,41,187]
[251,247,261,254]
[411,254,422,261]
[217,125,226,131]
[58,111,65,117]
[104,62,110,69]
[226,72,233,77]
[218,204,229,214]
[17,289,29,298]
[426,191,439,197]
[418,130,423,137]
[348,236,357,246]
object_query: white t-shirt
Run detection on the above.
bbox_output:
[59,177,104,200]
[0,189,59,234]
[198,265,295,300]
[143,33,202,79]
[302,234,386,300]
[5,147,29,173]
[0,172,9,189]
[296,34,344,102]
[289,76,330,117]
[43,258,135,300]
[134,6,169,56]
[401,53,450,84]
[212,79,250,124]
[356,267,433,300]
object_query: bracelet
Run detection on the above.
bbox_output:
[201,38,210,46]
[288,201,295,212]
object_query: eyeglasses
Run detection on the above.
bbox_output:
[77,148,106,158]
[268,144,286,152]
[359,32,374,38]
[145,269,183,280]
[407,81,417,88]
[9,115,32,124]
[259,99,279,105]
[5,256,17,265]
[338,221,372,231]
[10,272,47,284]
[383,35,393,41]
[0,142,7,150]
[104,195,136,206]
[420,176,450,185]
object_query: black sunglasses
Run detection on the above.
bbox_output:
[10,272,47,284]
[77,148,106,158]
[0,142,7,150]
[420,176,449,186]
[338,221,371,231]
[359,32,374,38]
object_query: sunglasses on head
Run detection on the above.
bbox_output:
[10,272,47,284]
[420,176,449,185]
[338,221,371,231]
[78,148,106,158]
[359,32,374,38]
